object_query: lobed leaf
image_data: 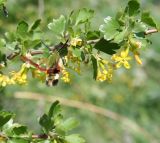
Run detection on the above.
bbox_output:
[48,100,60,118]
[12,124,27,135]
[94,38,120,55]
[48,15,66,37]
[16,21,29,38]
[0,111,14,128]
[99,16,120,41]
[141,12,157,28]
[58,117,79,132]
[133,21,148,33]
[125,0,140,16]
[75,8,94,25]
[86,31,100,40]
[30,19,41,31]
[39,114,52,133]
[65,134,85,143]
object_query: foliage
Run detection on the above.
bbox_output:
[0,0,160,143]
[0,101,84,143]
[0,0,159,87]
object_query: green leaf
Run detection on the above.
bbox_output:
[94,38,120,55]
[115,9,125,26]
[72,48,81,58]
[0,38,6,48]
[0,0,6,5]
[75,8,94,25]
[125,0,140,16]
[86,31,100,40]
[0,51,6,64]
[23,39,41,49]
[16,21,29,38]
[48,15,66,36]
[80,51,85,61]
[7,139,29,143]
[91,55,98,80]
[48,101,60,118]
[58,118,79,132]
[141,12,157,28]
[113,29,127,43]
[6,42,18,51]
[133,21,148,33]
[39,114,52,133]
[12,124,27,135]
[30,19,41,31]
[65,134,85,143]
[54,114,63,125]
[0,111,13,128]
[99,16,120,41]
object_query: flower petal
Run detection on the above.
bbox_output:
[116,62,122,68]
[124,61,130,69]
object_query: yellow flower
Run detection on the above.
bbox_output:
[10,64,28,85]
[70,37,82,47]
[61,68,71,83]
[129,39,142,49]
[112,48,131,69]
[0,74,10,87]
[134,52,142,65]
[96,60,113,82]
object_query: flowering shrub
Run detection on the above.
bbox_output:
[0,0,159,142]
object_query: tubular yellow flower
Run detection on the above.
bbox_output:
[97,71,106,82]
[96,60,113,82]
[112,48,131,69]
[10,63,28,85]
[61,68,71,83]
[0,74,10,87]
[129,39,142,49]
[134,52,142,65]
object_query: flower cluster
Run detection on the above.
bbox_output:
[96,59,113,82]
[66,51,81,74]
[61,67,71,83]
[129,39,143,65]
[0,74,11,87]
[0,63,28,87]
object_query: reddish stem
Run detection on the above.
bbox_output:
[20,55,46,72]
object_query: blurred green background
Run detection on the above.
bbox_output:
[0,0,160,143]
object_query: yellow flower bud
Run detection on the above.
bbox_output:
[134,53,142,65]
[70,38,82,47]
[129,39,142,49]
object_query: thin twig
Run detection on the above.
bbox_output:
[7,52,20,60]
[38,0,44,19]
[0,133,49,140]
[30,50,44,55]
[145,29,158,35]
[87,39,100,44]
[14,92,158,143]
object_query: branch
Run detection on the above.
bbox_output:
[38,0,44,19]
[0,133,49,140]
[145,29,158,35]
[30,50,44,55]
[87,39,100,44]
[14,92,158,142]
[20,55,46,72]
[7,52,20,60]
